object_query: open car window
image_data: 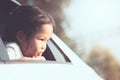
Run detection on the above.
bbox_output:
[0,0,71,63]
[43,38,71,62]
[0,36,71,63]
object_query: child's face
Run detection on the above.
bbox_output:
[20,24,53,57]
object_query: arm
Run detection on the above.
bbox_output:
[19,56,46,60]
[5,42,46,60]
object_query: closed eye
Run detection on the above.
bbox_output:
[35,36,49,42]
[37,38,47,42]
[40,39,45,41]
[37,38,45,41]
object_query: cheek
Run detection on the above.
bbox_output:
[34,40,42,49]
[19,42,29,56]
[23,44,35,57]
[34,40,47,50]
[29,40,40,51]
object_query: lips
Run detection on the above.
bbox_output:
[32,51,43,57]
[37,52,43,56]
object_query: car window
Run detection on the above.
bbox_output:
[42,44,56,61]
[46,38,71,62]
[0,0,71,63]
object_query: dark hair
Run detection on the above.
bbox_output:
[3,5,55,42]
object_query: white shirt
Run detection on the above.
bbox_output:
[5,42,23,60]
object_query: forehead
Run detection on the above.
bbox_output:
[36,24,53,33]
[31,24,53,36]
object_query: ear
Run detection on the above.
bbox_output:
[16,31,26,43]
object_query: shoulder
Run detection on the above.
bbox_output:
[5,42,20,53]
[5,42,23,60]
[5,42,22,53]
[5,42,19,48]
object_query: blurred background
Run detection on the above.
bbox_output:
[16,0,120,80]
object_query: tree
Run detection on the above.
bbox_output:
[86,46,120,80]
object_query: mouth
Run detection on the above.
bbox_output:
[37,52,43,56]
[33,52,43,57]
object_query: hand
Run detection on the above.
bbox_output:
[32,56,46,60]
[19,56,46,60]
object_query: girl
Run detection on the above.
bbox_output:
[3,6,55,60]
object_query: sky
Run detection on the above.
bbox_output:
[64,0,120,61]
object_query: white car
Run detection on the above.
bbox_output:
[0,0,103,80]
